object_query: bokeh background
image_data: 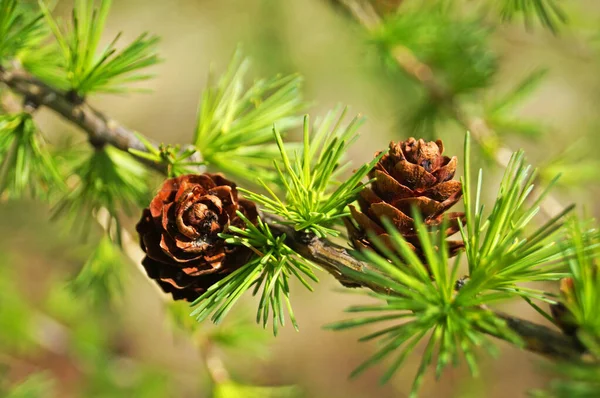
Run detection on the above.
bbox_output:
[2,0,600,397]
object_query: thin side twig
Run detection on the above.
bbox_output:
[0,66,175,173]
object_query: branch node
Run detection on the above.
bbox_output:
[66,89,85,105]
[22,95,39,113]
[89,135,107,150]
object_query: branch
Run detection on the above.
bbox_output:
[330,0,564,219]
[493,311,585,360]
[0,65,174,173]
[265,215,585,361]
[0,50,582,363]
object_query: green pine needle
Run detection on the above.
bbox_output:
[17,35,69,90]
[69,234,126,306]
[373,7,496,98]
[325,216,521,396]
[129,133,204,177]
[194,47,305,184]
[559,218,600,346]
[538,139,600,188]
[324,134,590,394]
[459,132,574,304]
[533,359,600,398]
[205,314,272,357]
[486,69,548,141]
[240,108,382,238]
[499,0,568,34]
[0,113,64,200]
[52,145,149,244]
[191,212,318,335]
[0,0,44,63]
[0,0,67,89]
[38,0,160,96]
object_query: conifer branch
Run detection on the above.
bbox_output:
[0,46,582,365]
[331,0,564,219]
[264,214,586,361]
[0,64,583,360]
[0,65,192,173]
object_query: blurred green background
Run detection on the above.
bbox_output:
[2,0,600,397]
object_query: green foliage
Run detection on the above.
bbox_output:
[0,113,64,199]
[41,286,171,398]
[241,109,381,237]
[0,276,170,398]
[69,234,126,306]
[0,252,36,354]
[325,216,521,397]
[485,69,548,141]
[498,0,567,33]
[533,361,600,398]
[205,314,272,357]
[533,219,600,398]
[194,48,305,184]
[0,0,43,63]
[129,133,203,177]
[167,300,203,334]
[0,0,66,89]
[559,219,600,349]
[0,0,595,395]
[170,301,271,357]
[538,140,600,188]
[325,134,593,395]
[213,382,302,398]
[39,0,160,96]
[48,295,113,365]
[3,373,55,398]
[373,6,496,96]
[52,145,149,243]
[44,286,118,363]
[459,132,574,305]
[81,361,169,398]
[371,4,497,134]
[17,29,69,91]
[191,212,318,335]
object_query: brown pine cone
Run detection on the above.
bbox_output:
[345,138,464,260]
[136,173,258,301]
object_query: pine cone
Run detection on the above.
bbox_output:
[136,173,258,301]
[345,138,464,260]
